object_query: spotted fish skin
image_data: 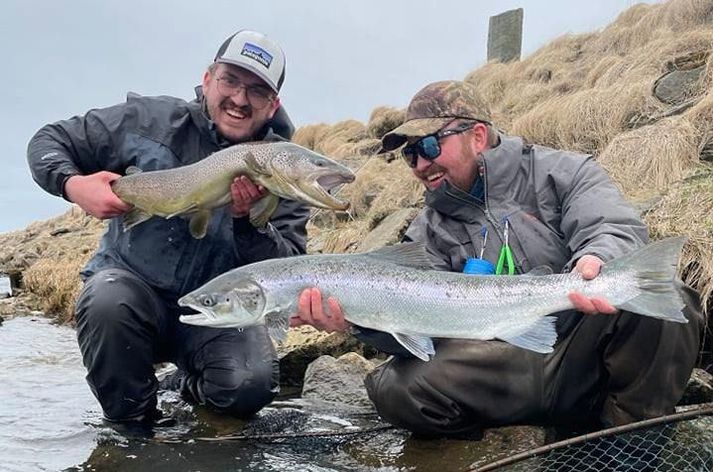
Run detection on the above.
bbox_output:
[111,141,355,238]
[178,237,689,361]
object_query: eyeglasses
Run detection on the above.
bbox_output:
[401,122,476,168]
[215,75,275,110]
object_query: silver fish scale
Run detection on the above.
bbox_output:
[244,254,642,340]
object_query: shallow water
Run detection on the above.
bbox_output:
[0,316,99,472]
[0,316,494,472]
[4,315,712,472]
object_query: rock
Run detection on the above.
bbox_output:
[653,65,705,105]
[358,208,420,252]
[301,352,377,409]
[462,425,550,470]
[278,329,381,387]
[679,368,713,406]
[49,228,71,236]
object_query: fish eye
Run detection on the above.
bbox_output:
[200,294,215,307]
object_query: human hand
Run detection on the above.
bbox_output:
[229,175,268,217]
[65,172,132,219]
[289,287,351,333]
[568,255,618,315]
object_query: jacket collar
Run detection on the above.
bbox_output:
[424,134,526,221]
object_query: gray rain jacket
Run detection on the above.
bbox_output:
[406,133,648,276]
[27,91,309,300]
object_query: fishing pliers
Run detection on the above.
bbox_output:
[496,219,515,275]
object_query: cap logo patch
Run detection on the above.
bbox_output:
[241,42,273,69]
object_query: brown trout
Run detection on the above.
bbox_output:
[111,141,355,238]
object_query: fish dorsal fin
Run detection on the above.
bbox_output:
[524,265,554,276]
[264,309,289,343]
[244,151,272,177]
[497,316,558,354]
[363,243,436,270]
[125,166,143,176]
[392,332,435,361]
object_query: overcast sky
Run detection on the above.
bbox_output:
[1,0,647,234]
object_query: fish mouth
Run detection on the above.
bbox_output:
[313,170,355,210]
[179,312,238,328]
[273,166,355,210]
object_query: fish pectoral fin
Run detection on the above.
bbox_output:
[392,333,435,361]
[122,208,153,231]
[497,316,558,354]
[166,203,198,219]
[124,165,143,176]
[244,151,272,177]
[249,193,279,228]
[264,310,289,343]
[188,210,211,239]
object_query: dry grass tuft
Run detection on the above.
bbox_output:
[366,106,406,139]
[23,252,92,324]
[598,116,700,199]
[644,165,713,312]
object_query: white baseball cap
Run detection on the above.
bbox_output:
[214,30,286,93]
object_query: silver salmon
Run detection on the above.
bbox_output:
[111,141,355,238]
[178,237,689,361]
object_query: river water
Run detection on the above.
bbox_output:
[4,315,713,472]
[0,316,496,472]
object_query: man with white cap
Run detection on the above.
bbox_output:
[27,30,307,431]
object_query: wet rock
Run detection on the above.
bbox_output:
[301,352,377,409]
[679,368,713,406]
[468,425,549,467]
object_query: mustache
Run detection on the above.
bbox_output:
[222,100,252,116]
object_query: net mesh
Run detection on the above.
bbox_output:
[476,412,713,471]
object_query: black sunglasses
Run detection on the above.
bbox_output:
[401,122,477,168]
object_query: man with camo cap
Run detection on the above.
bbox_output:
[292,80,702,438]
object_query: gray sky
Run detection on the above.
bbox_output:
[1,0,646,234]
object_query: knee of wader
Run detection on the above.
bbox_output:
[76,269,158,328]
[200,361,278,418]
[365,362,462,436]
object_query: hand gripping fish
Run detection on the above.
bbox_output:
[177,237,690,361]
[110,141,355,238]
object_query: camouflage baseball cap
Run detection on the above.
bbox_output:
[381,80,492,151]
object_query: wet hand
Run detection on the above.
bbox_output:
[65,172,132,219]
[568,255,618,315]
[230,175,267,217]
[290,287,351,333]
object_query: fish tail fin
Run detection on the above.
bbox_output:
[605,237,688,323]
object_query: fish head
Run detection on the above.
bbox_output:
[251,142,356,210]
[178,276,266,328]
